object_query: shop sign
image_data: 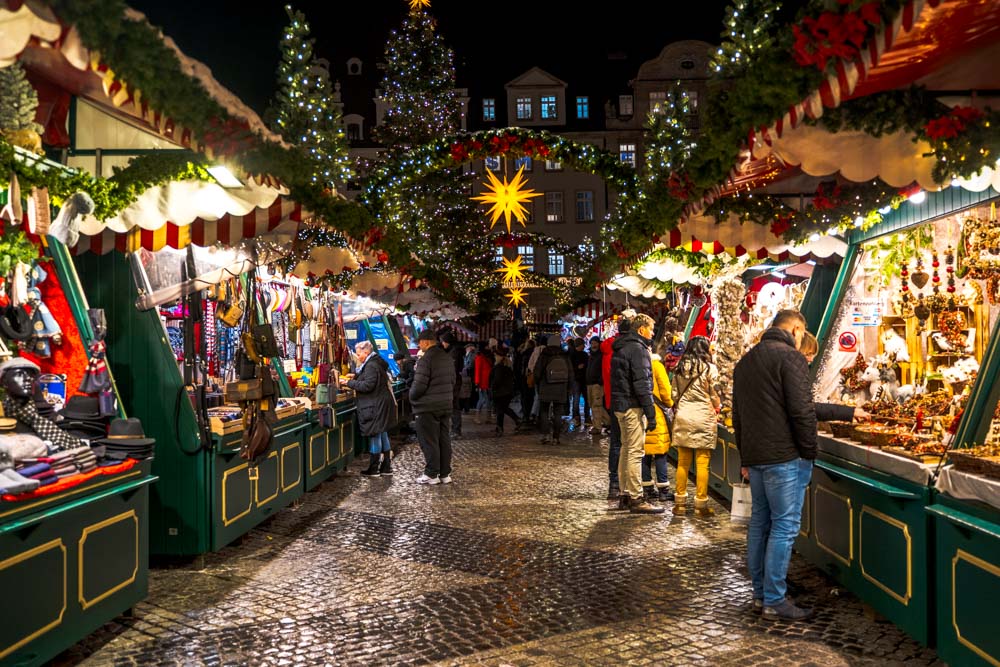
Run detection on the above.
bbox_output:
[282,359,297,374]
[375,339,389,351]
[346,328,357,340]
[849,298,881,327]
[838,331,858,352]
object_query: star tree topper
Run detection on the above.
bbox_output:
[472,165,542,233]
[506,287,527,307]
[408,0,431,10]
[495,255,528,284]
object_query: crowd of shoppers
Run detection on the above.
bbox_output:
[376,306,875,626]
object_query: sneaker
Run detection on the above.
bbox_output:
[416,474,440,485]
[761,599,812,621]
[440,475,453,484]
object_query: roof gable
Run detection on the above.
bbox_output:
[505,67,567,89]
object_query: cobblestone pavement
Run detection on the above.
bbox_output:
[55,415,944,666]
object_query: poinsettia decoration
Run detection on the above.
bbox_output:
[667,171,694,200]
[924,106,985,140]
[811,182,844,210]
[770,214,792,238]
[792,1,882,71]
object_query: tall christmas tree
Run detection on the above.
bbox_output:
[373,1,496,307]
[0,61,43,153]
[267,5,353,191]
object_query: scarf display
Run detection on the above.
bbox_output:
[2,397,80,452]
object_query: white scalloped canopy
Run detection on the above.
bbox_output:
[0,3,61,67]
[79,179,284,234]
[606,275,669,300]
[677,213,849,259]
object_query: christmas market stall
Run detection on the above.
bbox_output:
[1,0,380,558]
[666,0,1000,651]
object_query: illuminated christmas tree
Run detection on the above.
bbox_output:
[372,2,497,308]
[268,5,352,191]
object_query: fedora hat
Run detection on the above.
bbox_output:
[98,417,155,447]
[60,395,101,420]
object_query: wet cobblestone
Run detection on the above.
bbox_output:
[55,416,943,666]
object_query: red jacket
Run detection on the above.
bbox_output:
[601,335,616,410]
[474,352,493,390]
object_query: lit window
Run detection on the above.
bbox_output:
[649,91,667,115]
[514,156,532,172]
[576,191,594,222]
[495,246,504,262]
[546,192,564,222]
[579,242,594,256]
[545,160,562,171]
[576,96,589,119]
[618,95,634,116]
[347,123,361,141]
[540,95,557,120]
[548,253,565,276]
[516,97,532,120]
[685,90,699,111]
[484,156,500,171]
[483,98,496,121]
[619,143,636,167]
[517,245,534,270]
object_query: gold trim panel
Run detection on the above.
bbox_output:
[799,486,811,538]
[281,442,302,492]
[724,442,741,487]
[859,506,911,606]
[0,470,142,521]
[78,510,139,610]
[953,549,1000,667]
[0,539,67,659]
[814,484,853,566]
[308,431,325,476]
[254,451,280,506]
[326,428,338,467]
[221,461,252,527]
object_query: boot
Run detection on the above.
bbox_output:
[607,481,620,500]
[379,453,393,476]
[611,493,631,511]
[628,496,665,515]
[643,486,658,502]
[658,487,675,502]
[694,498,715,517]
[672,494,688,516]
[361,454,381,477]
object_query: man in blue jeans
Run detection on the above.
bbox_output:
[732,309,816,621]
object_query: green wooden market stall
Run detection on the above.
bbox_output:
[0,233,156,666]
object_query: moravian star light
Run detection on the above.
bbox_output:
[472,165,542,233]
[495,255,528,284]
[408,0,431,10]
[506,287,527,307]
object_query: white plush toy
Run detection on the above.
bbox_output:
[48,192,94,247]
[881,328,909,362]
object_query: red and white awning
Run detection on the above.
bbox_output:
[73,196,304,255]
[666,215,848,262]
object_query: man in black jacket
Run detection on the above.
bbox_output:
[609,313,663,515]
[732,309,815,621]
[410,329,457,485]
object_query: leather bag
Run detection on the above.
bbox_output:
[226,378,263,402]
[240,405,273,462]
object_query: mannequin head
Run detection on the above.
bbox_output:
[0,359,41,401]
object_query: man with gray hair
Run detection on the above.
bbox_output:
[609,312,663,514]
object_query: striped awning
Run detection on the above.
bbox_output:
[665,215,847,262]
[73,197,304,255]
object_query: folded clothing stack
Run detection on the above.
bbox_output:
[0,445,41,494]
[68,446,98,473]
[17,462,57,486]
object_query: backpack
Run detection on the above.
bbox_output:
[545,355,570,384]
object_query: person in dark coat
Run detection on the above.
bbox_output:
[585,336,607,435]
[394,351,415,389]
[569,338,590,422]
[733,309,816,621]
[345,341,395,477]
[489,350,521,435]
[533,335,570,445]
[609,313,663,514]
[410,329,457,485]
[440,331,465,437]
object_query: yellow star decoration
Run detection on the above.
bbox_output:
[472,165,542,233]
[495,255,528,284]
[408,0,431,10]
[506,287,527,307]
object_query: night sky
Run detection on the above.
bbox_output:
[128,1,730,115]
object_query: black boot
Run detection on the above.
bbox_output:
[379,453,393,476]
[361,454,381,477]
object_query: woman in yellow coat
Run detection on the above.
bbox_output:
[641,341,673,502]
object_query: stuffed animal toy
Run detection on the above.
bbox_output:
[881,328,909,362]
